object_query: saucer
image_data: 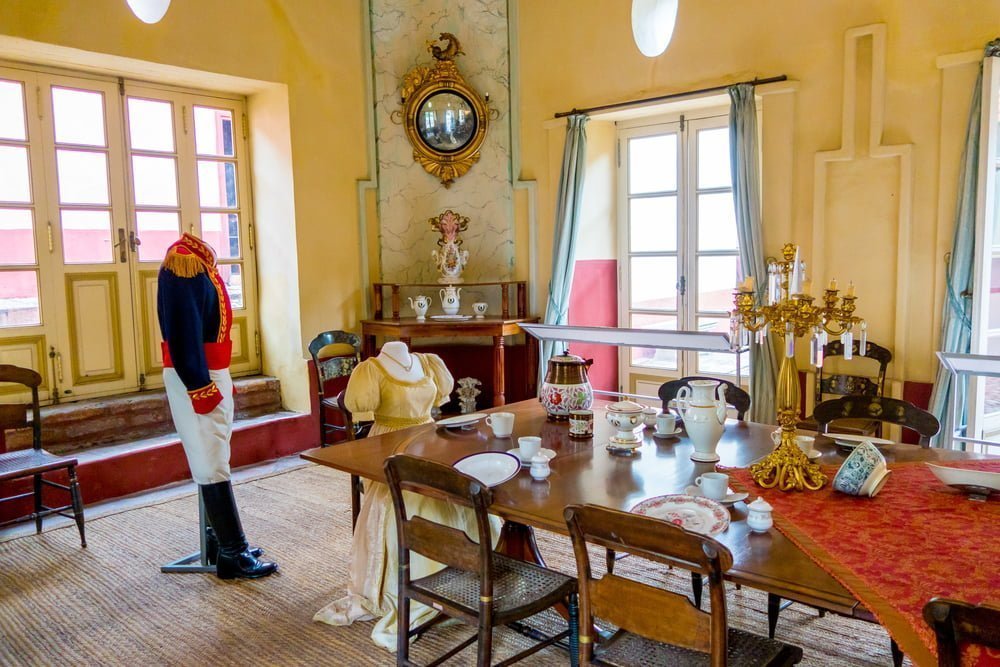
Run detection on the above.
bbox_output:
[508,447,556,466]
[653,427,683,438]
[684,485,749,506]
[690,451,721,463]
[435,413,486,429]
[804,449,821,460]
[606,442,642,455]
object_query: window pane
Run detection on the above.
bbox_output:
[629,134,676,195]
[135,210,179,262]
[0,146,31,202]
[629,196,676,252]
[697,127,731,189]
[0,209,36,264]
[61,210,112,264]
[127,97,174,152]
[0,79,27,141]
[197,160,237,208]
[0,269,40,327]
[698,192,738,251]
[630,256,677,310]
[697,316,748,377]
[132,155,178,206]
[51,87,106,147]
[218,262,243,308]
[697,255,740,312]
[629,312,677,370]
[201,212,240,259]
[194,106,235,157]
[56,150,109,205]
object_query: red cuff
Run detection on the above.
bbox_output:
[188,382,223,414]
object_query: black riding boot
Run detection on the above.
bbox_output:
[203,525,263,565]
[200,481,278,580]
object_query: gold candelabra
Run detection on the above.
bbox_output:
[731,243,867,491]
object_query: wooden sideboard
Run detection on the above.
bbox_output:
[371,281,528,320]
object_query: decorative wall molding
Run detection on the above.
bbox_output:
[811,24,913,384]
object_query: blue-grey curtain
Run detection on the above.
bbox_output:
[540,114,589,382]
[729,83,779,423]
[929,41,1000,446]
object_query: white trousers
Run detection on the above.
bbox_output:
[163,367,234,485]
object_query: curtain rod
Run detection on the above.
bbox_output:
[554,75,788,119]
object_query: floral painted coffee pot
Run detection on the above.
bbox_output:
[676,379,728,462]
[539,350,594,420]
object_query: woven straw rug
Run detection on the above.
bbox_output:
[0,464,909,666]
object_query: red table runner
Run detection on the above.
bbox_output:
[729,460,1000,667]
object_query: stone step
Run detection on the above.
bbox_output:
[2,376,282,455]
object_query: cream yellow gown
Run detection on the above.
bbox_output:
[313,353,502,651]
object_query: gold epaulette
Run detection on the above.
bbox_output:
[162,247,205,278]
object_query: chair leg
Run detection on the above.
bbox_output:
[476,614,493,667]
[68,466,86,548]
[605,548,615,574]
[33,473,43,534]
[350,474,362,531]
[691,571,703,608]
[767,593,781,639]
[397,590,410,666]
[890,638,903,667]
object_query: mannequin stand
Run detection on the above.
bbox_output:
[160,488,215,573]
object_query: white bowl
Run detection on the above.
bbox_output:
[926,463,1000,493]
[453,452,521,487]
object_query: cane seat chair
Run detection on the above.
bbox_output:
[565,504,803,667]
[801,340,892,436]
[0,365,86,546]
[308,330,371,529]
[924,598,1000,667]
[385,454,578,667]
[659,376,751,421]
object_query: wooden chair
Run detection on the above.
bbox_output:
[564,504,802,667]
[659,376,752,421]
[308,330,371,529]
[801,340,892,436]
[924,598,1000,667]
[385,454,578,667]
[0,365,86,546]
[813,395,940,447]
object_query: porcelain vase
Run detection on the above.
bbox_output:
[677,380,727,462]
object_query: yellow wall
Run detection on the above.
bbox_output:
[518,0,1000,385]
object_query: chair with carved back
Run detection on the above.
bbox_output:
[801,339,892,436]
[814,395,940,447]
[385,454,578,667]
[308,330,371,529]
[564,503,803,667]
[659,376,752,421]
[0,364,86,546]
[924,598,1000,667]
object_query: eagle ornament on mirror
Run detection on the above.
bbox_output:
[398,33,492,187]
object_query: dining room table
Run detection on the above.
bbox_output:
[301,398,997,665]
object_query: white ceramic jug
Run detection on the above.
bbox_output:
[676,379,727,462]
[439,285,462,315]
[408,295,431,320]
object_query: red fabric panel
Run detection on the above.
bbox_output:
[567,259,618,393]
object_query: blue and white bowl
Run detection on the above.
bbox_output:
[833,441,887,496]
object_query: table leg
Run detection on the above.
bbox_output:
[493,335,506,406]
[495,520,546,566]
[526,332,538,397]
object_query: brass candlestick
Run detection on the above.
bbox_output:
[732,243,867,491]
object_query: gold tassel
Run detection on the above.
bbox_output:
[161,249,205,278]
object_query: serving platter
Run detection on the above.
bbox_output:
[430,314,473,321]
[436,413,486,429]
[630,494,730,536]
[453,451,520,487]
[926,463,1000,499]
[830,433,895,448]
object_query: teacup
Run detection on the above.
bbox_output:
[642,406,658,428]
[694,472,729,501]
[833,442,888,497]
[655,412,677,435]
[771,430,816,456]
[486,412,514,437]
[568,409,594,437]
[518,436,541,461]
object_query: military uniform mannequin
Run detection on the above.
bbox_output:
[157,233,277,579]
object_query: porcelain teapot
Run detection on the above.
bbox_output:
[676,379,728,462]
[539,349,594,420]
[439,285,462,315]
[408,295,432,320]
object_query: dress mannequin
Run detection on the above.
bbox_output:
[313,344,502,651]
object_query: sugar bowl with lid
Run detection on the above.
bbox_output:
[605,399,645,450]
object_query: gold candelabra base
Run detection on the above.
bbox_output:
[748,355,827,491]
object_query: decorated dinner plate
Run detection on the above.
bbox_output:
[831,433,895,448]
[436,413,486,429]
[630,494,730,536]
[430,314,473,321]
[453,451,520,487]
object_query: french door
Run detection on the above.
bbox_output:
[0,63,258,404]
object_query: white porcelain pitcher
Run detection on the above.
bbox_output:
[408,295,431,320]
[439,285,462,315]
[676,379,727,462]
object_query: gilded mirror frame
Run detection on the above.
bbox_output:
[400,33,489,188]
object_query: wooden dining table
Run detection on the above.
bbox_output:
[301,398,987,623]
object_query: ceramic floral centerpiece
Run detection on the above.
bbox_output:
[430,209,470,283]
